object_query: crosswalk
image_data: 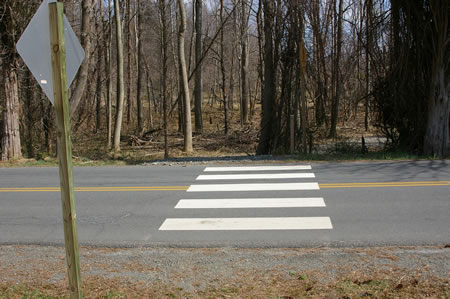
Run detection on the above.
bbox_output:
[159,165,333,231]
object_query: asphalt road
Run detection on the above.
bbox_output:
[0,160,449,247]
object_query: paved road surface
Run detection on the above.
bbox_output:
[0,160,449,247]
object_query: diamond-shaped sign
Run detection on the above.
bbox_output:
[16,0,85,105]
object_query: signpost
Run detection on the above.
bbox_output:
[17,1,84,298]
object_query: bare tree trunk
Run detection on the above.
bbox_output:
[365,0,372,131]
[136,0,144,134]
[423,0,449,157]
[240,0,249,125]
[220,0,229,135]
[229,5,238,111]
[160,0,169,159]
[113,0,125,153]
[24,71,34,158]
[300,38,308,153]
[145,66,154,129]
[69,0,93,117]
[1,66,22,161]
[178,0,193,152]
[126,0,132,128]
[329,0,343,139]
[106,0,113,149]
[256,0,275,155]
[95,0,104,133]
[194,0,203,133]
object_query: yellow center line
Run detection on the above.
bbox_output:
[320,181,450,188]
[0,186,189,192]
[0,181,448,192]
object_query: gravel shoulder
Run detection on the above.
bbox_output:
[1,245,449,298]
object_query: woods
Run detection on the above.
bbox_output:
[0,0,448,161]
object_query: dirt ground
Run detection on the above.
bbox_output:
[1,245,449,298]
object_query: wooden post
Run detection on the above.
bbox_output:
[49,3,82,298]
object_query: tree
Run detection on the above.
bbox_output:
[105,0,113,149]
[136,0,144,134]
[256,0,275,155]
[240,0,250,125]
[178,0,193,152]
[0,1,27,160]
[194,0,203,133]
[113,0,125,153]
[423,0,449,157]
[69,0,93,117]
[95,0,104,133]
[220,0,229,135]
[159,0,169,159]
[125,0,133,128]
[329,0,344,139]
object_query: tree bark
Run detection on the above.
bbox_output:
[256,0,275,155]
[136,0,144,134]
[69,0,93,117]
[220,0,229,135]
[423,0,449,157]
[178,0,193,152]
[106,0,113,149]
[1,66,22,161]
[113,0,125,153]
[126,0,132,128]
[25,71,34,158]
[240,0,249,125]
[95,0,104,133]
[365,0,372,131]
[160,0,169,159]
[194,0,203,133]
[329,0,344,139]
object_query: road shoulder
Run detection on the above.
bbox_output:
[1,245,449,297]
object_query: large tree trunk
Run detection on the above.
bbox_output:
[240,0,249,125]
[69,0,93,117]
[423,0,449,157]
[178,0,193,152]
[256,0,275,155]
[194,0,203,133]
[1,66,22,161]
[113,0,125,153]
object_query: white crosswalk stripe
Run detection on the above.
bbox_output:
[196,173,315,180]
[204,165,312,172]
[175,197,326,209]
[159,164,333,232]
[187,182,319,192]
[159,217,333,231]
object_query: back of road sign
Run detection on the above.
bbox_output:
[16,0,84,105]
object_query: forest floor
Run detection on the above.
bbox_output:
[2,104,445,168]
[1,245,449,298]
